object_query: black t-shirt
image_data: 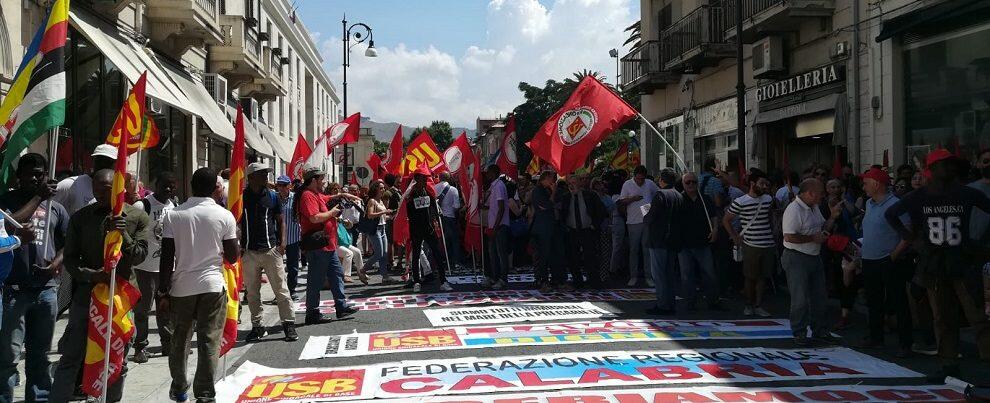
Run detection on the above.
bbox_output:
[886,183,990,255]
[678,192,716,248]
[406,187,437,237]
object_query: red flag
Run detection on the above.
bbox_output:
[327,112,361,149]
[287,134,312,180]
[443,132,472,177]
[526,76,636,176]
[220,106,246,357]
[832,148,843,179]
[382,126,404,174]
[609,141,630,170]
[367,152,384,182]
[391,162,439,248]
[496,116,519,179]
[402,130,446,175]
[350,171,359,185]
[105,73,159,154]
[462,153,483,253]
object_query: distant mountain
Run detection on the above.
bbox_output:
[360,117,475,142]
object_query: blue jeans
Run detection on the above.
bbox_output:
[678,247,719,306]
[440,216,462,266]
[0,287,57,403]
[363,226,389,276]
[649,247,676,310]
[782,249,828,337]
[627,223,653,282]
[285,242,300,294]
[305,249,348,312]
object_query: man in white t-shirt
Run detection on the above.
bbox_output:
[618,165,660,287]
[53,144,118,216]
[434,173,462,268]
[157,168,239,403]
[130,171,178,364]
[484,165,511,289]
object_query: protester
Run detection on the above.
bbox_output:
[858,167,913,357]
[336,220,367,285]
[699,157,727,208]
[405,165,451,292]
[885,149,990,379]
[157,168,239,403]
[362,181,394,284]
[434,173,462,268]
[644,169,681,315]
[561,174,606,289]
[275,175,301,299]
[781,178,841,347]
[619,165,660,287]
[676,172,724,311]
[130,171,178,363]
[823,178,860,330]
[606,172,628,279]
[295,165,360,325]
[774,172,800,205]
[343,184,365,248]
[383,174,403,274]
[0,154,64,402]
[591,176,615,284]
[484,165,511,289]
[240,163,295,343]
[53,144,118,216]
[723,169,775,318]
[50,169,151,402]
[530,171,566,291]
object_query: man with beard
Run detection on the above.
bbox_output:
[723,169,776,318]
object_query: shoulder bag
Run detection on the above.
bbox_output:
[732,198,765,262]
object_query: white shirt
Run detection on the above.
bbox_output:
[782,196,826,256]
[341,200,363,226]
[434,182,461,218]
[487,179,509,229]
[162,197,238,297]
[133,196,176,273]
[619,178,660,225]
[775,185,799,205]
[54,174,95,216]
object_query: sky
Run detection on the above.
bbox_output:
[297,0,639,128]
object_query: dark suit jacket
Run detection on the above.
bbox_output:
[560,189,607,231]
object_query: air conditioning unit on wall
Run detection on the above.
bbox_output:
[203,73,228,106]
[240,97,259,120]
[753,35,785,79]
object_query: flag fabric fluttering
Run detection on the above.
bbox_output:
[350,171,359,185]
[104,73,159,154]
[383,126,404,175]
[0,0,69,185]
[367,152,384,182]
[391,162,439,248]
[526,76,637,176]
[220,106,247,356]
[303,128,329,172]
[496,115,518,179]
[326,112,362,149]
[287,134,312,180]
[402,130,446,175]
[452,135,483,253]
[526,155,541,176]
[628,136,641,168]
[609,141,630,170]
[82,103,139,398]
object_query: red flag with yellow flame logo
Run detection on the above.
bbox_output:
[220,106,246,356]
[104,73,159,154]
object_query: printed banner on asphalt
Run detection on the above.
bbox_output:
[219,348,921,402]
[423,302,613,326]
[362,385,967,402]
[300,319,795,360]
[446,274,579,284]
[294,289,653,314]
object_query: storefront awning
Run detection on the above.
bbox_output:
[876,0,990,42]
[754,93,841,126]
[224,105,274,157]
[259,123,293,163]
[157,62,235,143]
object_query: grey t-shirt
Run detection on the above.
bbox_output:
[0,190,69,287]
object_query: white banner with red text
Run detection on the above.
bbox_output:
[294,289,654,314]
[423,302,614,326]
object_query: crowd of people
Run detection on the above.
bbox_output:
[0,142,986,401]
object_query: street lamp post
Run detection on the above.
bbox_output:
[341,15,377,184]
[609,48,620,90]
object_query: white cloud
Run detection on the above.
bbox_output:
[320,0,633,128]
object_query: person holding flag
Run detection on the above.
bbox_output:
[50,168,151,402]
[157,167,239,403]
[402,163,451,292]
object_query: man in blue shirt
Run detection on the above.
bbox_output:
[276,175,301,300]
[859,167,912,356]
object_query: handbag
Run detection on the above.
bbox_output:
[732,198,765,262]
[299,230,330,251]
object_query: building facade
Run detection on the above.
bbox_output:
[0,0,339,196]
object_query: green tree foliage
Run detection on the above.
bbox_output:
[373,139,388,156]
[426,120,454,150]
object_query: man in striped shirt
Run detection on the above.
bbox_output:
[723,169,776,318]
[276,175,301,300]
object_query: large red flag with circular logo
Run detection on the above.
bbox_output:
[526,76,637,176]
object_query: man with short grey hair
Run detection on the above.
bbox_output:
[676,172,724,311]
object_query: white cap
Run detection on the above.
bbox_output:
[245,162,271,176]
[92,144,118,159]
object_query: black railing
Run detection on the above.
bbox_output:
[620,40,664,88]
[723,0,784,30]
[661,5,729,64]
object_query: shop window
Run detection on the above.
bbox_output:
[147,107,189,199]
[64,28,124,176]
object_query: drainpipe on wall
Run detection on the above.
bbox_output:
[852,0,862,171]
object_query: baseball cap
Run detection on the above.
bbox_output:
[245,162,271,176]
[858,167,890,186]
[91,144,119,159]
[275,175,291,185]
[925,149,955,168]
[412,162,432,177]
[302,165,326,181]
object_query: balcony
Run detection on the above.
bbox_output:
[146,0,224,55]
[724,0,836,43]
[241,46,288,102]
[620,41,679,95]
[210,15,265,88]
[661,5,735,73]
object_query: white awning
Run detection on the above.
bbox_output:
[224,105,274,157]
[259,123,293,162]
[158,62,235,143]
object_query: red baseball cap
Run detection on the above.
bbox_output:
[859,167,890,186]
[412,162,432,177]
[925,149,955,167]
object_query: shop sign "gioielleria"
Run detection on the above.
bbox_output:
[756,64,842,103]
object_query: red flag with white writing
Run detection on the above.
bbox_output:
[287,134,312,180]
[382,126,404,175]
[327,112,361,149]
[526,76,637,176]
[367,152,384,182]
[497,115,519,179]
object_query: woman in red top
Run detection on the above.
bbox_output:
[293,166,361,325]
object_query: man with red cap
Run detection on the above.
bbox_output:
[404,163,451,292]
[885,149,990,380]
[858,167,912,356]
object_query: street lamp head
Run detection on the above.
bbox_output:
[628,130,636,138]
[365,40,378,57]
[609,48,618,58]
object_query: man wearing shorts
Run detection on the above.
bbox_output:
[723,169,776,317]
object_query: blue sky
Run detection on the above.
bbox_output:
[296,0,639,127]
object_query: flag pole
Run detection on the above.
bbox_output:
[435,203,453,281]
[42,128,59,261]
[100,266,117,403]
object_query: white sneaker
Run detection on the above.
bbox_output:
[480,277,494,288]
[754,307,771,317]
[645,277,655,288]
[413,283,422,292]
[440,282,453,292]
[744,306,754,316]
[626,278,638,287]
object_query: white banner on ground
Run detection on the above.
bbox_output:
[299,319,795,360]
[446,274,580,284]
[422,302,613,326]
[218,348,921,402]
[361,385,967,403]
[294,288,654,314]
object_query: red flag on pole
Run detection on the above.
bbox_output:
[609,141,630,170]
[443,132,472,177]
[287,134,312,180]
[383,126,404,174]
[497,115,519,179]
[367,152,384,182]
[526,76,637,176]
[327,112,361,149]
[403,130,446,175]
[220,106,246,357]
